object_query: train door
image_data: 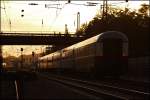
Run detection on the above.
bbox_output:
[103,39,122,75]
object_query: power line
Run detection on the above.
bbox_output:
[2,0,12,31]
[48,2,66,31]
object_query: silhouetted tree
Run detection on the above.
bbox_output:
[75,4,150,57]
[76,22,88,36]
[138,4,149,17]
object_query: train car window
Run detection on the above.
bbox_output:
[79,47,83,57]
[103,39,122,57]
[77,48,79,57]
[81,46,86,56]
[83,45,88,56]
[88,44,95,56]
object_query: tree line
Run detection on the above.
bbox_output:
[75,4,150,57]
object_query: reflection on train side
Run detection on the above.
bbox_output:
[39,31,128,78]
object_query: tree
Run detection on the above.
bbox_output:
[138,4,149,17]
[78,3,150,56]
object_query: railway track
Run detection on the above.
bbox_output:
[14,80,25,100]
[39,72,150,100]
[1,71,19,100]
[14,80,20,100]
[0,71,33,100]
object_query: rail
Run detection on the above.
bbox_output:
[14,80,19,100]
[39,73,150,99]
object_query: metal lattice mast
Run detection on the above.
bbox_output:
[102,0,108,19]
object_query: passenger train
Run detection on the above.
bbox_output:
[38,31,128,77]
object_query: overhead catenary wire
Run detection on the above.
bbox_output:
[2,0,12,31]
[48,1,97,32]
[1,1,136,32]
[48,1,66,32]
[2,1,98,32]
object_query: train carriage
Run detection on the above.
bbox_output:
[38,31,128,77]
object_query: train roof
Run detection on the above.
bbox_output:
[39,31,128,60]
[62,31,128,51]
[98,31,128,42]
[39,51,61,60]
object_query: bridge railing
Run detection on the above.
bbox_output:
[0,31,66,34]
[0,31,83,37]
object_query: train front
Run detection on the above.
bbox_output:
[95,31,128,77]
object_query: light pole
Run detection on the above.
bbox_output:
[20,48,23,69]
[0,46,2,72]
[40,46,44,57]
[76,12,80,32]
[0,31,3,72]
[32,51,35,71]
[65,24,69,34]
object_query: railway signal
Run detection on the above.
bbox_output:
[21,15,24,17]
[32,51,35,57]
[21,48,23,52]
[21,9,24,17]
[20,48,23,69]
[68,0,71,3]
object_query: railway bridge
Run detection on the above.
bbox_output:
[0,31,85,45]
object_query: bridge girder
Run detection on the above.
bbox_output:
[0,35,85,45]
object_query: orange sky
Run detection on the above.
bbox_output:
[1,1,149,32]
[1,1,100,32]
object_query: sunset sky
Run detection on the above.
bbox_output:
[1,0,101,32]
[1,0,149,57]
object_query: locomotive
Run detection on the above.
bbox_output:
[38,31,128,77]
